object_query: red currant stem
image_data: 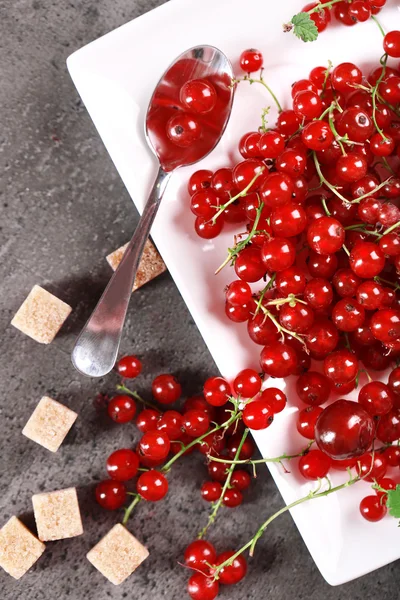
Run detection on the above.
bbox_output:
[381,157,395,175]
[379,220,400,238]
[371,53,389,141]
[116,384,161,412]
[343,332,351,351]
[198,429,250,539]
[233,74,283,113]
[212,171,265,224]
[370,15,385,37]
[161,407,241,473]
[264,294,307,308]
[213,472,361,579]
[321,60,333,95]
[122,494,141,525]
[260,106,271,133]
[342,244,350,257]
[215,201,265,274]
[321,196,331,216]
[260,305,306,347]
[306,0,342,14]
[374,275,400,291]
[327,108,346,155]
[344,224,380,237]
[207,439,315,466]
[254,273,277,316]
[312,151,392,205]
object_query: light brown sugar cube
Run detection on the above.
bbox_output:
[11,285,72,344]
[32,487,83,542]
[22,396,78,453]
[87,523,149,585]
[106,239,166,291]
[0,516,45,579]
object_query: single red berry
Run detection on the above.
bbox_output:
[334,1,357,25]
[297,406,324,439]
[331,62,362,93]
[166,113,201,147]
[358,381,394,417]
[336,107,374,143]
[225,300,255,323]
[233,159,266,193]
[388,366,400,397]
[195,215,224,239]
[301,120,334,151]
[307,251,338,279]
[201,481,222,502]
[369,132,395,157]
[152,374,182,404]
[235,246,266,282]
[324,349,358,384]
[185,540,217,573]
[332,268,361,298]
[203,377,230,407]
[306,318,339,358]
[270,203,307,238]
[259,172,294,208]
[375,477,396,503]
[117,355,142,379]
[106,449,140,482]
[261,237,296,272]
[377,409,400,443]
[231,470,252,491]
[156,410,183,440]
[356,452,387,482]
[360,495,387,522]
[211,168,236,200]
[136,408,160,433]
[138,430,170,461]
[307,216,345,255]
[183,409,210,437]
[315,400,374,459]
[298,449,332,480]
[226,280,253,306]
[107,395,136,423]
[233,368,262,398]
[239,48,263,73]
[258,130,285,158]
[309,65,328,87]
[208,460,229,482]
[302,2,332,32]
[276,148,307,178]
[137,470,168,501]
[243,399,274,430]
[239,131,262,159]
[291,78,318,98]
[356,280,385,310]
[214,551,247,585]
[296,371,331,406]
[383,30,400,58]
[247,312,279,346]
[226,434,255,461]
[277,110,301,137]
[379,233,400,257]
[180,79,217,113]
[332,298,365,332]
[190,189,220,220]
[188,170,213,195]
[304,278,333,310]
[188,573,219,600]
[370,309,400,345]
[348,0,371,21]
[276,267,306,296]
[279,302,315,334]
[259,387,287,413]
[95,479,127,510]
[260,342,299,378]
[349,242,385,278]
[293,90,323,120]
[223,488,243,508]
[384,446,400,466]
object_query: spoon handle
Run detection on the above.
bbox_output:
[72,166,172,377]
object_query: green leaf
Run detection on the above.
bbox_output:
[386,484,400,518]
[290,13,319,43]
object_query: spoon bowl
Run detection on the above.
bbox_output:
[72,45,234,377]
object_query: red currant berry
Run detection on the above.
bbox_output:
[152,374,181,404]
[166,113,201,147]
[235,246,266,282]
[336,153,367,183]
[225,300,255,323]
[291,78,318,98]
[301,120,334,151]
[156,410,183,440]
[324,349,358,384]
[334,1,357,25]
[185,540,217,572]
[183,410,210,437]
[261,237,296,272]
[223,488,243,508]
[204,377,230,407]
[297,406,324,439]
[117,355,142,379]
[233,159,266,193]
[348,0,371,21]
[270,203,307,237]
[240,48,263,73]
[195,216,224,239]
[358,381,394,416]
[227,434,255,460]
[375,477,396,502]
[233,369,262,398]
[137,470,168,501]
[332,268,361,298]
[307,250,338,279]
[369,132,395,157]
[259,387,287,413]
[315,400,374,459]
[188,170,213,195]
[226,280,252,307]
[239,131,262,159]
[260,172,294,208]
[276,267,306,296]
[383,30,400,58]
[304,278,333,309]
[258,130,285,159]
[106,449,139,482]
[190,189,220,220]
[211,168,236,200]
[377,408,400,443]
[349,242,385,278]
[388,367,400,397]
[332,298,365,332]
[231,470,251,491]
[107,395,136,423]
[370,309,400,344]
[279,302,315,334]
[307,216,345,255]
[360,495,387,522]
[208,460,229,482]
[384,446,400,466]
[138,430,170,461]
[201,481,222,502]
[277,110,301,137]
[301,2,331,32]
[276,148,307,178]
[293,90,323,119]
[243,398,274,430]
[356,452,387,482]
[298,449,332,480]
[379,233,400,257]
[180,79,217,113]
[296,371,331,406]
[188,574,219,600]
[336,107,374,143]
[95,479,127,510]
[309,65,328,87]
[260,342,299,378]
[331,62,362,93]
[136,408,160,433]
[306,318,339,358]
[214,552,247,585]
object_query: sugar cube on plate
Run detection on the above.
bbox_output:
[0,516,45,579]
[11,285,72,344]
[22,396,78,453]
[106,239,166,291]
[32,487,83,542]
[86,523,149,585]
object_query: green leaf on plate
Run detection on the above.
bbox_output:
[386,484,400,519]
[290,13,319,43]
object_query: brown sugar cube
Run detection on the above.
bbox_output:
[22,396,78,453]
[106,239,166,291]
[11,285,72,344]
[86,523,149,585]
[0,516,45,579]
[32,487,83,542]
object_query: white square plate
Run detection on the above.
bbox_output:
[67,0,400,585]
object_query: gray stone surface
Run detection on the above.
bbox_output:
[0,0,399,598]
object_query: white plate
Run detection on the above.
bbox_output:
[67,0,400,585]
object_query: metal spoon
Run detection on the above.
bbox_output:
[72,45,234,377]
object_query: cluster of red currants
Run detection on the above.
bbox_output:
[300,0,396,35]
